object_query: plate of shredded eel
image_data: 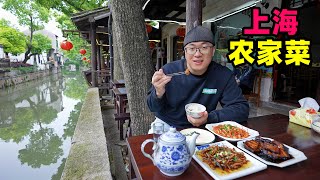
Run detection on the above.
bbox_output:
[206,121,259,142]
[237,136,307,167]
[193,141,267,180]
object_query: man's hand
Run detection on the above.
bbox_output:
[151,69,172,98]
[187,111,208,127]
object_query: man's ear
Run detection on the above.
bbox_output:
[212,46,216,54]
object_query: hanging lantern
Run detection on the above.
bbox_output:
[79,49,86,55]
[146,24,152,33]
[149,41,156,49]
[176,26,186,37]
[60,40,73,51]
[82,57,87,61]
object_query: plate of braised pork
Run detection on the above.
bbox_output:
[193,141,267,180]
[237,136,307,167]
[205,121,260,142]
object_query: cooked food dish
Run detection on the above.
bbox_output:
[196,145,249,172]
[243,137,292,163]
[213,124,250,139]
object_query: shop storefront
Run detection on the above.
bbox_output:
[273,0,320,105]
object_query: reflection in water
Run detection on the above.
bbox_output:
[0,73,87,180]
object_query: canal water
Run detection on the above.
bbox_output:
[0,72,88,180]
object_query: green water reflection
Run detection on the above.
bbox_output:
[0,72,87,180]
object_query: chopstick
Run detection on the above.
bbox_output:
[166,72,186,77]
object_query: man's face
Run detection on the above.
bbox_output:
[184,41,215,75]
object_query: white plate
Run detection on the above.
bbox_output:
[237,137,308,168]
[205,121,260,142]
[193,141,267,180]
[180,128,215,145]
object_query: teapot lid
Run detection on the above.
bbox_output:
[160,127,185,143]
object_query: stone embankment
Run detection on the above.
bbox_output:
[0,70,54,89]
[61,88,113,180]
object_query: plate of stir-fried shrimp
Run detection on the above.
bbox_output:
[206,121,260,142]
[193,141,267,180]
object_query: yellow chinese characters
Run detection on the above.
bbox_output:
[227,39,311,66]
[228,39,254,66]
[257,39,282,66]
[285,40,310,66]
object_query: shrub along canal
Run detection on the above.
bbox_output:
[0,72,87,180]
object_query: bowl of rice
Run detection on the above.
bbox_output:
[185,103,206,119]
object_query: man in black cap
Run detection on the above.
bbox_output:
[147,26,249,131]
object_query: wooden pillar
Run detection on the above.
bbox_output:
[97,43,101,70]
[108,14,114,81]
[90,19,98,87]
[186,0,202,33]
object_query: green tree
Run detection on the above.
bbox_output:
[63,102,82,139]
[36,0,107,16]
[0,18,11,27]
[64,75,87,100]
[30,33,52,63]
[31,33,52,54]
[0,0,50,63]
[0,108,34,143]
[18,128,63,168]
[51,158,66,180]
[0,26,26,56]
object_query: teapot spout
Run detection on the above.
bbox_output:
[186,132,199,155]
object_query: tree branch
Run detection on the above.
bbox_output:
[63,0,84,12]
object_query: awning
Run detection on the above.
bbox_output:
[203,0,261,23]
[143,0,261,24]
[69,7,110,46]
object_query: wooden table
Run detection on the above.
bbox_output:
[113,87,127,114]
[126,114,320,179]
[112,79,126,88]
[113,87,130,140]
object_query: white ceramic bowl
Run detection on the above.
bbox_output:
[185,103,206,119]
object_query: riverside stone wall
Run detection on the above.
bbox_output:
[0,70,52,89]
[61,88,112,180]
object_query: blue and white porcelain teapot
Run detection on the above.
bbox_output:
[141,127,199,176]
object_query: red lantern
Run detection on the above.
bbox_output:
[79,49,86,55]
[82,57,87,61]
[176,26,186,37]
[146,24,152,33]
[60,40,73,51]
[149,41,156,49]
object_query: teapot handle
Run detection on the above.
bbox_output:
[141,139,156,165]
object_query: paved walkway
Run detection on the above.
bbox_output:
[102,107,128,180]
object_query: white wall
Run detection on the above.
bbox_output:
[0,45,4,58]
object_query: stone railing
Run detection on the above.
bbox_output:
[61,88,112,180]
